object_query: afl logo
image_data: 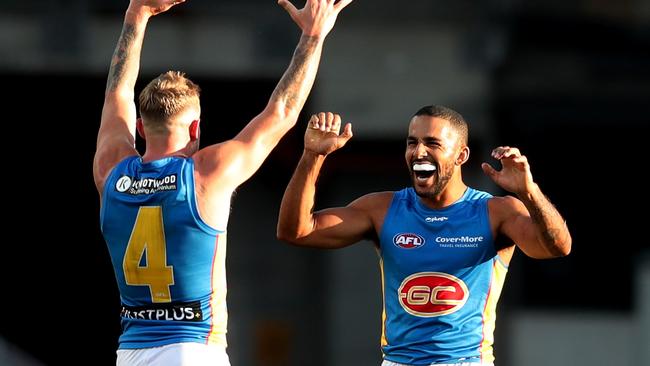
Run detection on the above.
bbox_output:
[393,233,425,249]
[116,176,133,192]
[398,272,469,317]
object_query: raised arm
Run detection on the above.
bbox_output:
[482,146,572,258]
[93,0,185,194]
[193,0,353,190]
[277,113,389,249]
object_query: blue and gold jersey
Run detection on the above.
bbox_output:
[379,187,508,364]
[101,156,227,349]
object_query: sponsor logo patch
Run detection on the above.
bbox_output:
[120,301,202,322]
[116,174,178,195]
[393,233,425,249]
[425,216,448,222]
[435,235,484,248]
[398,272,469,317]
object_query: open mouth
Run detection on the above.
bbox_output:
[412,162,436,181]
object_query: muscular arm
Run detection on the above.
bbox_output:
[93,11,144,193]
[277,112,385,249]
[233,33,325,157]
[104,11,143,96]
[194,0,353,191]
[269,35,323,120]
[515,184,571,258]
[194,34,325,190]
[94,1,182,194]
[483,146,571,259]
[277,151,382,249]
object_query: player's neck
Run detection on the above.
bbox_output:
[419,175,467,209]
[142,136,192,163]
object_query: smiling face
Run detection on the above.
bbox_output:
[405,115,468,200]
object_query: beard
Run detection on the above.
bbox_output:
[413,163,453,199]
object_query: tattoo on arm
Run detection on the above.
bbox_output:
[528,195,566,254]
[105,23,136,94]
[271,35,320,111]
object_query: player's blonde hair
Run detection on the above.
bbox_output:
[138,71,201,132]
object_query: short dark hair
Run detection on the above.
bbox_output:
[413,105,468,145]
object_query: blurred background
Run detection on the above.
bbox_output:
[1,0,649,365]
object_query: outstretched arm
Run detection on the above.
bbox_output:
[482,146,572,258]
[194,0,354,190]
[93,0,185,194]
[277,113,386,249]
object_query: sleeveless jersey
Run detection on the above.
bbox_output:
[100,156,227,349]
[379,187,508,364]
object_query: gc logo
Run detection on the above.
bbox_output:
[398,272,469,317]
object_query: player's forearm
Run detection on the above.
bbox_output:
[518,183,572,257]
[267,35,324,120]
[105,9,150,97]
[277,150,326,241]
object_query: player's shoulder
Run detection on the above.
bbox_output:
[487,194,526,220]
[191,142,240,188]
[349,191,395,211]
[192,141,229,168]
[488,194,521,207]
[465,187,493,200]
[94,151,139,194]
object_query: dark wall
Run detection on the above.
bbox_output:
[3,73,120,364]
[492,15,650,311]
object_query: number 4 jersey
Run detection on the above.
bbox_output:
[100,156,227,349]
[379,187,508,365]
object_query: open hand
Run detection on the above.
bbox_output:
[128,0,186,17]
[481,146,535,195]
[304,112,353,156]
[279,0,353,38]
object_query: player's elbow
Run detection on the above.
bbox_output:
[545,234,572,258]
[276,228,295,244]
[277,223,318,248]
[556,234,572,257]
[276,223,302,244]
[104,89,134,103]
[266,101,300,128]
[276,233,310,248]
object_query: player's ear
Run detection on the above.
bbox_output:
[456,146,470,166]
[189,119,200,141]
[136,118,146,140]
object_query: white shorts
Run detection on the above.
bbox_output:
[116,342,230,366]
[382,360,493,366]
